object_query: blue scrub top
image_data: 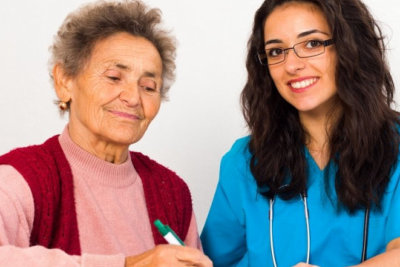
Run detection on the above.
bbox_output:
[201,136,400,267]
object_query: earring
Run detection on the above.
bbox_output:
[59,101,68,111]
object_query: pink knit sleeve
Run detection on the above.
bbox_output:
[0,165,34,246]
[183,212,203,250]
[0,165,125,267]
[0,245,125,267]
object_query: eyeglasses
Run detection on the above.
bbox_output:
[257,39,334,66]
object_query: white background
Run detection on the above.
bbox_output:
[0,0,399,230]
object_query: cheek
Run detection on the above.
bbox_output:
[320,62,337,92]
[268,68,286,97]
[319,51,337,85]
[72,88,109,124]
[75,91,101,118]
[268,67,284,88]
[328,59,337,86]
[144,97,161,120]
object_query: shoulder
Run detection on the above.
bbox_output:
[130,151,189,191]
[0,136,61,174]
[0,165,35,225]
[221,136,251,165]
[130,151,181,178]
[219,136,256,191]
[226,136,251,156]
[221,136,252,173]
[0,136,60,164]
[389,156,400,186]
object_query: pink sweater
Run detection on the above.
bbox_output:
[0,128,201,266]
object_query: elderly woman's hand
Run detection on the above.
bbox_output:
[125,244,213,267]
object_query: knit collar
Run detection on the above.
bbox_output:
[58,125,138,187]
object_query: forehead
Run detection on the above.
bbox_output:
[87,32,162,74]
[264,2,331,40]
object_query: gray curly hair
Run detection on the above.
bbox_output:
[49,0,176,106]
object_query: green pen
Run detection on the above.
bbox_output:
[154,219,185,246]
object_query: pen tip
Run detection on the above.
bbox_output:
[154,219,163,228]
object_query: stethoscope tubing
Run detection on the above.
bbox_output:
[269,194,310,267]
[303,194,310,264]
[361,207,370,262]
[268,193,370,266]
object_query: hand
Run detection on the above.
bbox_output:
[292,263,320,267]
[125,244,213,267]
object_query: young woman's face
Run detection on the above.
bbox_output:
[264,2,338,116]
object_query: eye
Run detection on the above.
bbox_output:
[143,86,156,92]
[266,48,284,58]
[139,79,158,93]
[305,40,324,49]
[107,76,120,81]
[104,69,122,82]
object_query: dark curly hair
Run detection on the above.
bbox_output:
[241,0,399,212]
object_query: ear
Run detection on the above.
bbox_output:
[52,64,73,102]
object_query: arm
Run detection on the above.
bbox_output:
[0,245,124,266]
[124,211,211,266]
[352,184,400,266]
[351,165,400,267]
[0,165,210,267]
[0,165,125,267]
[350,237,400,267]
[184,212,203,250]
[201,183,247,266]
[124,245,212,267]
[201,154,248,267]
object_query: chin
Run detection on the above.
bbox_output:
[296,106,317,112]
[103,129,145,147]
[288,98,320,111]
[289,102,313,112]
[117,134,144,146]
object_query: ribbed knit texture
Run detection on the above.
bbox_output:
[0,135,192,255]
[0,136,80,255]
[132,152,193,245]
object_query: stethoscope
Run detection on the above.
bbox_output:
[268,192,370,266]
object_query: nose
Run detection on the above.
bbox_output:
[284,49,305,74]
[119,83,141,107]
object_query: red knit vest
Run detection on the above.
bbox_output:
[0,135,192,255]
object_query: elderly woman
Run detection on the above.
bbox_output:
[201,0,400,266]
[0,1,211,267]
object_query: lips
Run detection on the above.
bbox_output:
[287,77,318,92]
[109,110,142,120]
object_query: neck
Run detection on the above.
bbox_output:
[300,112,329,150]
[299,101,342,169]
[67,124,129,164]
[302,114,330,170]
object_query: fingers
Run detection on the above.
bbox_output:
[175,246,213,267]
[125,245,212,267]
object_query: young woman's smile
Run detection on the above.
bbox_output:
[287,76,319,93]
[264,2,338,115]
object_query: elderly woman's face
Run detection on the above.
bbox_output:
[65,32,162,147]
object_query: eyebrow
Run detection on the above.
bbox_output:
[142,71,157,78]
[264,29,330,46]
[115,63,130,70]
[113,63,159,78]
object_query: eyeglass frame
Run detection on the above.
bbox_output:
[257,39,334,66]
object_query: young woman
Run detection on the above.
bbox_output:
[201,0,400,266]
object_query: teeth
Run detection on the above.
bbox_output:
[291,78,317,89]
